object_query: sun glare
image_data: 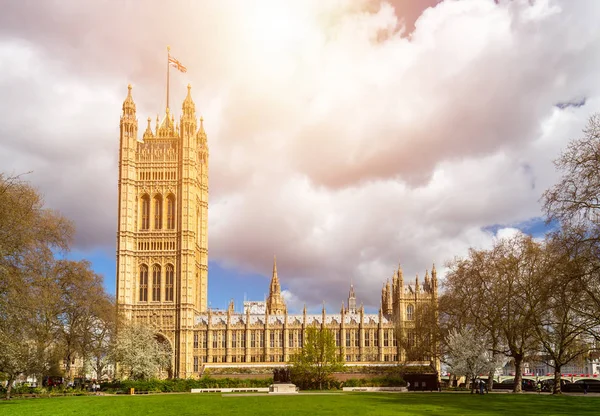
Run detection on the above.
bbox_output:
[241,1,321,76]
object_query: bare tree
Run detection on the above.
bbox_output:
[0,174,73,396]
[442,248,505,391]
[542,112,600,359]
[543,113,600,233]
[527,231,599,394]
[397,302,441,367]
[442,234,542,393]
[54,260,114,382]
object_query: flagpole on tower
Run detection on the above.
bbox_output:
[166,45,171,111]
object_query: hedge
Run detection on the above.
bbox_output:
[102,376,273,393]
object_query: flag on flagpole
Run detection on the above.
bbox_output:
[168,55,187,73]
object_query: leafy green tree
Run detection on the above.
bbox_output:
[289,326,344,390]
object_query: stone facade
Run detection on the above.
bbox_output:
[116,84,208,377]
[116,85,439,378]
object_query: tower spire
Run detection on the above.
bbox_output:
[266,256,286,314]
[272,255,278,282]
[348,281,357,314]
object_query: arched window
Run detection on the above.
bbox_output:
[407,330,415,348]
[165,264,174,302]
[167,195,176,229]
[154,195,163,229]
[406,304,414,321]
[152,264,161,301]
[140,195,150,230]
[139,265,148,302]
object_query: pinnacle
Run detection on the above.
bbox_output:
[122,84,136,113]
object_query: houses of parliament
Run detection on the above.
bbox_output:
[116,85,439,378]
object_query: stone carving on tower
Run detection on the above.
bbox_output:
[115,84,209,378]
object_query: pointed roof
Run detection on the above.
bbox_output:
[143,117,154,140]
[122,84,136,114]
[182,83,196,114]
[197,116,207,141]
[271,255,279,286]
[266,255,286,314]
[157,107,176,137]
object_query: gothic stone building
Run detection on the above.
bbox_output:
[116,85,439,378]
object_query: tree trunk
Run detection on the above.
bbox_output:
[5,375,14,400]
[487,368,495,392]
[513,358,523,393]
[553,366,562,395]
[470,377,476,394]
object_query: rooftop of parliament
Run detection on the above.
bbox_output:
[116,84,440,378]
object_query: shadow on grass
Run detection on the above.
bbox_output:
[354,392,600,416]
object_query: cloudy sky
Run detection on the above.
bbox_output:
[2,0,600,313]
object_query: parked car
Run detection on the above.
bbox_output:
[562,378,600,393]
[540,378,571,392]
[492,377,536,391]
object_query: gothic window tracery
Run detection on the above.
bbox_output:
[141,195,150,230]
[167,195,176,229]
[154,195,163,229]
[139,265,148,301]
[152,264,161,301]
[165,264,174,301]
[407,304,414,321]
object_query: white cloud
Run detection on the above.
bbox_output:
[2,0,600,309]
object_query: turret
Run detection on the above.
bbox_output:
[120,84,138,148]
[142,117,154,140]
[398,264,404,296]
[385,280,392,314]
[424,269,431,293]
[415,273,420,294]
[181,84,197,137]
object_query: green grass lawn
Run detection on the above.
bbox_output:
[1,392,598,416]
